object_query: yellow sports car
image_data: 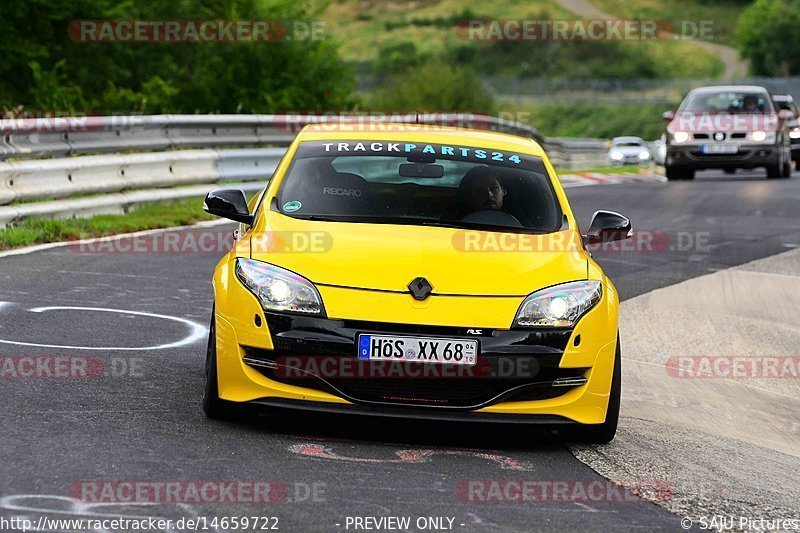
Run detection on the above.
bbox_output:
[202,124,632,442]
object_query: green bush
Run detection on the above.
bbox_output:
[368,62,496,114]
[448,40,660,79]
[507,102,672,140]
[383,7,478,31]
[373,42,429,77]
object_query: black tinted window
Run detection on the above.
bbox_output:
[276,141,562,233]
[682,91,773,113]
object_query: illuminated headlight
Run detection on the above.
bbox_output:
[235,258,324,315]
[638,150,651,160]
[610,150,623,160]
[672,131,690,143]
[790,128,800,139]
[513,281,602,328]
[749,130,768,142]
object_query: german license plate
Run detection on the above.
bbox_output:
[701,144,738,154]
[357,334,478,366]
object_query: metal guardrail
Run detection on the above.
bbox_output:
[0,113,609,228]
[483,76,800,105]
[0,149,217,204]
[0,113,543,159]
[0,147,281,227]
[544,137,610,169]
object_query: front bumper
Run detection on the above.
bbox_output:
[241,313,587,410]
[250,397,579,425]
[667,143,779,170]
[611,155,649,165]
[212,258,619,425]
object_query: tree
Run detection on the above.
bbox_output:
[0,0,356,114]
[736,0,800,76]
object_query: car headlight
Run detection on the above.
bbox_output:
[749,130,768,142]
[638,150,651,160]
[235,258,324,315]
[672,131,690,143]
[790,128,800,139]
[513,281,602,328]
[610,150,623,160]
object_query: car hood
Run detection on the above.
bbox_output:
[611,146,646,155]
[668,112,779,133]
[250,214,588,297]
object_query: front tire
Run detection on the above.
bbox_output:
[766,152,784,179]
[562,338,621,444]
[203,310,246,420]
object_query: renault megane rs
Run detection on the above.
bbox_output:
[202,123,632,442]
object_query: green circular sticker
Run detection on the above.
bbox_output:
[283,201,302,212]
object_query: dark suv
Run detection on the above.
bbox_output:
[663,85,793,180]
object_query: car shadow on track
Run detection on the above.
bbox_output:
[691,169,797,181]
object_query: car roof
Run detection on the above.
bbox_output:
[296,123,546,156]
[612,136,643,143]
[689,85,769,94]
[773,94,793,102]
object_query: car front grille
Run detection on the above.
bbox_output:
[243,348,586,409]
[242,314,584,409]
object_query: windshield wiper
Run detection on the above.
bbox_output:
[418,221,464,229]
[284,214,341,222]
[284,213,549,233]
[456,222,548,234]
[287,214,441,225]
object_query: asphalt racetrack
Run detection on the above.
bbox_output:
[1,169,798,532]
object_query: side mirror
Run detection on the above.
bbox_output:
[203,189,254,225]
[662,110,675,121]
[585,210,632,245]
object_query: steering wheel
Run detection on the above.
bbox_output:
[460,209,523,228]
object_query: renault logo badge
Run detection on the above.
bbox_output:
[408,277,433,300]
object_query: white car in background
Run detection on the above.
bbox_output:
[609,136,651,165]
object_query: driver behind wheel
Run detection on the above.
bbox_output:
[461,165,507,211]
[443,165,523,227]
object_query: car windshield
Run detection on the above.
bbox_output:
[614,141,642,147]
[773,99,797,113]
[276,140,562,233]
[681,90,773,113]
